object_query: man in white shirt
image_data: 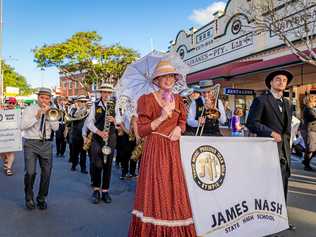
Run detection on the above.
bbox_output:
[21,87,59,210]
[187,80,226,136]
[86,83,116,204]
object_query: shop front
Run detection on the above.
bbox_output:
[168,0,316,120]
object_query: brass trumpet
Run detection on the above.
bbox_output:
[46,108,64,122]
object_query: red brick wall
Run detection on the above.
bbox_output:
[59,73,93,97]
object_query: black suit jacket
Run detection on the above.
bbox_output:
[246,91,292,167]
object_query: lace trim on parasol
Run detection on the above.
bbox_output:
[131,210,194,227]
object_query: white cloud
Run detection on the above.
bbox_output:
[189,1,227,26]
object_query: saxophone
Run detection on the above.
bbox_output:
[83,132,93,151]
[131,140,144,161]
[101,100,115,164]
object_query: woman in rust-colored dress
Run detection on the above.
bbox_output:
[128,61,196,237]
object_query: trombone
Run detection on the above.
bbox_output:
[195,103,221,136]
[195,106,205,136]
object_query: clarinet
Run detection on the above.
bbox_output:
[101,100,115,164]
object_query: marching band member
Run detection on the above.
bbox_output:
[128,61,196,236]
[55,96,67,158]
[0,97,18,176]
[82,115,94,185]
[116,110,137,180]
[67,96,78,163]
[246,70,295,230]
[187,80,226,136]
[87,83,116,204]
[70,95,89,173]
[21,88,59,210]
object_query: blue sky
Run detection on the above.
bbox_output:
[3,0,226,88]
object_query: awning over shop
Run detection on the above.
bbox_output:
[186,52,302,84]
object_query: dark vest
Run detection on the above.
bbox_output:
[196,97,221,136]
[92,100,116,146]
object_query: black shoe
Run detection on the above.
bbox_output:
[36,199,47,210]
[25,199,35,210]
[81,169,88,174]
[304,165,314,171]
[288,223,296,231]
[101,192,112,203]
[91,190,100,204]
[120,175,126,180]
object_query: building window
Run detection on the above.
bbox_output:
[63,81,67,88]
[69,81,72,89]
[75,81,78,89]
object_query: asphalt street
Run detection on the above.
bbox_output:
[0,147,316,237]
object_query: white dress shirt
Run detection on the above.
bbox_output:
[82,118,89,137]
[187,97,226,127]
[21,104,59,139]
[86,101,106,134]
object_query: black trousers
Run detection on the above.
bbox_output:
[117,134,136,176]
[91,141,114,190]
[279,149,290,202]
[23,139,53,202]
[71,139,87,171]
[55,127,66,156]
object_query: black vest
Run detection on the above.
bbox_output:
[196,97,221,136]
[92,100,116,145]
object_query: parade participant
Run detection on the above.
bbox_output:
[82,116,94,185]
[246,70,295,230]
[21,88,59,210]
[0,97,17,176]
[67,96,78,163]
[187,80,226,136]
[87,83,116,204]
[55,96,67,157]
[128,61,196,237]
[70,95,89,173]
[116,111,137,180]
[302,94,316,171]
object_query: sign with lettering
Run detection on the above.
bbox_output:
[0,109,22,153]
[186,33,254,67]
[224,88,256,96]
[180,136,288,237]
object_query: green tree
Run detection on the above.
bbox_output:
[33,31,139,90]
[3,61,34,95]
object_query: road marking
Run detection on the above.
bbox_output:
[289,181,316,191]
[289,190,316,197]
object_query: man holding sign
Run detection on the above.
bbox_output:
[246,70,295,231]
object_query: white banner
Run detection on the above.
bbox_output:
[180,136,289,237]
[0,109,22,153]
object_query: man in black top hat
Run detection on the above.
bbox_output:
[246,70,295,230]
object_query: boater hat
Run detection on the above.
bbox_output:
[265,70,293,89]
[97,83,114,92]
[77,95,89,101]
[198,80,214,92]
[152,60,182,82]
[36,87,52,97]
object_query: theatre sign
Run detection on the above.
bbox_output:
[168,0,316,74]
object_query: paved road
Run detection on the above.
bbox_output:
[0,149,136,237]
[0,148,316,237]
